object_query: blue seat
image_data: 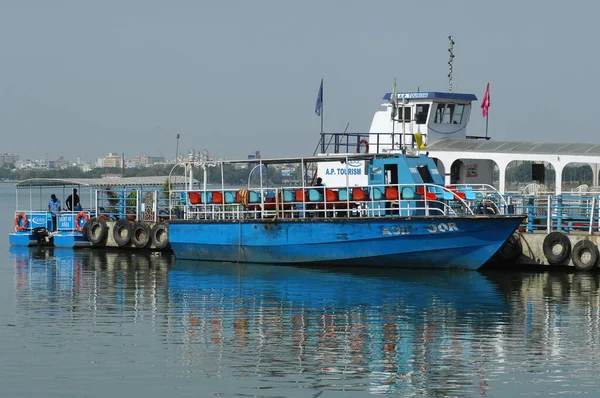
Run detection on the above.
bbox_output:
[458,187,477,200]
[249,191,260,203]
[224,192,236,204]
[201,192,213,204]
[282,190,294,202]
[401,187,416,200]
[338,189,348,201]
[308,189,323,202]
[370,187,384,200]
[429,186,454,201]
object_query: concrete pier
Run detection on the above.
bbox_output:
[510,232,600,268]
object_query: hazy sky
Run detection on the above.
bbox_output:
[1,1,598,161]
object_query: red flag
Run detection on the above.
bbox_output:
[481,83,490,117]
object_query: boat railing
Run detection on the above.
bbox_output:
[169,183,507,221]
[317,132,413,154]
[503,193,600,234]
[13,209,93,233]
[93,188,175,223]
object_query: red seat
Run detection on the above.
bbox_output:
[295,189,307,202]
[212,192,224,204]
[446,186,466,199]
[352,188,368,201]
[188,192,201,205]
[385,187,399,200]
[325,189,338,202]
[416,186,436,200]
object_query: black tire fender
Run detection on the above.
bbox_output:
[87,217,108,247]
[151,222,169,250]
[571,240,599,271]
[83,219,92,240]
[113,219,133,247]
[542,232,571,265]
[131,222,151,248]
[498,233,522,263]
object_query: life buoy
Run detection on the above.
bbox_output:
[14,212,28,231]
[113,219,133,247]
[542,231,571,265]
[151,222,169,249]
[357,139,369,154]
[571,240,599,271]
[87,217,109,247]
[75,211,88,232]
[131,222,151,248]
[237,189,249,207]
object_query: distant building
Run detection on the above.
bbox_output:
[102,152,123,168]
[1,153,19,167]
[131,155,166,167]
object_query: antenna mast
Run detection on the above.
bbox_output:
[448,35,455,92]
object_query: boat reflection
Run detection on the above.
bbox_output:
[10,247,600,396]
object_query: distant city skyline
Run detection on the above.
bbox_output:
[1,1,598,160]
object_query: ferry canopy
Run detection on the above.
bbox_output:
[427,138,600,156]
[382,92,478,101]
[16,176,191,188]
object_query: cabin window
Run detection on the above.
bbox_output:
[416,165,434,183]
[415,104,429,124]
[434,103,465,124]
[396,106,411,122]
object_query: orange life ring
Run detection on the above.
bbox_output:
[14,212,28,231]
[75,211,89,232]
[357,139,369,154]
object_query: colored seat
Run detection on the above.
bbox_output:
[201,192,213,204]
[457,186,476,200]
[282,190,295,202]
[188,192,201,205]
[309,189,324,202]
[429,186,454,201]
[249,191,260,203]
[212,192,224,204]
[370,187,384,200]
[295,189,307,202]
[401,187,417,200]
[224,191,236,204]
[325,189,338,202]
[415,186,436,200]
[385,187,399,201]
[338,189,348,201]
[352,188,368,201]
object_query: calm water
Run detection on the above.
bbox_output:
[3,184,600,397]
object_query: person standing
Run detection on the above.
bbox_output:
[48,194,61,230]
[66,189,81,211]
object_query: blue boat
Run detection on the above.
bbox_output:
[168,152,524,269]
[9,176,187,248]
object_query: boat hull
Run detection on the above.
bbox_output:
[168,216,523,269]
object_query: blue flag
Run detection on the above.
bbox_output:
[315,79,323,116]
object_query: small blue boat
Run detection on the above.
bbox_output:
[168,152,523,269]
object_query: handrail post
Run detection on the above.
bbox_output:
[556,195,563,231]
[589,196,595,235]
[527,197,534,233]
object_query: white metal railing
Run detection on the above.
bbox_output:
[168,183,508,221]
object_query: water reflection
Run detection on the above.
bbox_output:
[10,247,600,396]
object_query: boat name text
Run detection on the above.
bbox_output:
[324,168,363,176]
[382,222,459,236]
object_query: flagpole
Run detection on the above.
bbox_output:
[485,114,489,139]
